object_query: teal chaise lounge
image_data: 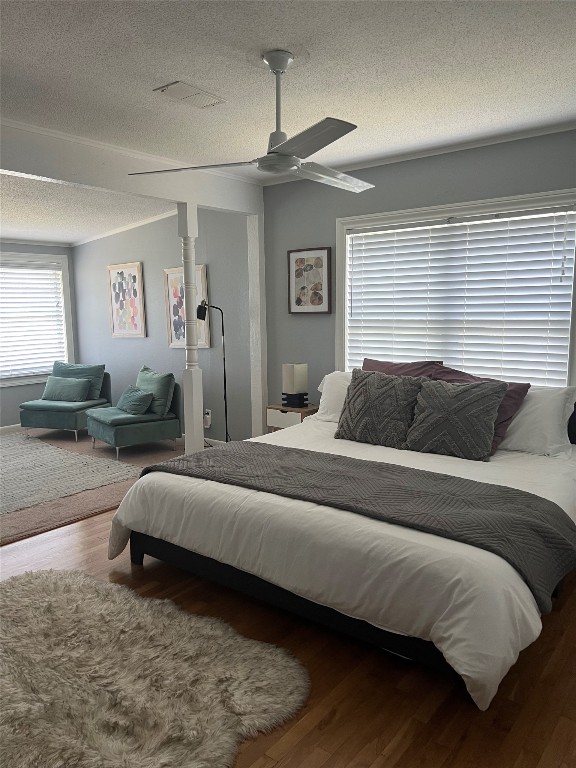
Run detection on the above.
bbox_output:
[86,366,182,459]
[20,362,111,441]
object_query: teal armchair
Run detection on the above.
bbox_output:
[20,368,111,441]
[87,377,182,460]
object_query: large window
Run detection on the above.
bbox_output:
[0,253,73,384]
[339,198,575,387]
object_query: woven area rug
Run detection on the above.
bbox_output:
[0,570,309,768]
[0,433,140,545]
[0,433,139,514]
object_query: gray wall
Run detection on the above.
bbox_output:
[73,210,251,441]
[196,209,251,441]
[0,241,75,426]
[263,130,576,403]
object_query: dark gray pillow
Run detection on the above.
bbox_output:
[404,379,508,461]
[335,369,422,448]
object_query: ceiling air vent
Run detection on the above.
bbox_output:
[153,81,226,108]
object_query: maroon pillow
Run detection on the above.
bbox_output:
[429,365,531,454]
[362,359,444,377]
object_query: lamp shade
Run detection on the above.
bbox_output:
[282,363,308,394]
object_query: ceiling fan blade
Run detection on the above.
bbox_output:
[294,162,374,193]
[271,118,356,158]
[128,161,255,177]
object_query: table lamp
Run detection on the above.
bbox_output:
[282,363,308,408]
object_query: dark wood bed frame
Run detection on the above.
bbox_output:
[130,531,458,678]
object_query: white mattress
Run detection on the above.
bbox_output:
[109,417,576,710]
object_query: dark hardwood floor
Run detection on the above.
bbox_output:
[2,511,575,767]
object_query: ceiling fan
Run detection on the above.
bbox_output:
[129,50,374,193]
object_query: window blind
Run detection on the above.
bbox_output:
[346,209,576,386]
[0,265,68,379]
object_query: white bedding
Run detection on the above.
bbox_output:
[109,417,576,710]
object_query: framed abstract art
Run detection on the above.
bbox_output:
[107,262,146,337]
[287,247,331,314]
[164,264,210,348]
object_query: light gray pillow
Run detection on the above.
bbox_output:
[335,369,422,448]
[404,379,508,461]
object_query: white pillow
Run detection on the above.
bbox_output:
[316,371,352,422]
[498,386,576,457]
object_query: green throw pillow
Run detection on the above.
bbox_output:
[42,375,91,402]
[52,361,105,400]
[116,385,154,415]
[135,366,175,416]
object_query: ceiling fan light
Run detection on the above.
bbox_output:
[257,154,301,174]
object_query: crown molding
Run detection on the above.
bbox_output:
[73,210,177,246]
[0,168,181,207]
[0,119,262,187]
[1,118,189,165]
[331,122,576,175]
[0,237,72,247]
[0,212,178,249]
[259,122,576,186]
[4,117,573,191]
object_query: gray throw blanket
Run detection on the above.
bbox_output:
[141,442,576,614]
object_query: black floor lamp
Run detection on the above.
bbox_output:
[196,299,230,442]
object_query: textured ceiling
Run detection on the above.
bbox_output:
[1,0,575,185]
[3,1,575,245]
[0,174,175,245]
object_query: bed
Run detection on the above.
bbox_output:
[109,371,576,711]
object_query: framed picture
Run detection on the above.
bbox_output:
[164,264,210,348]
[288,247,331,314]
[107,262,146,337]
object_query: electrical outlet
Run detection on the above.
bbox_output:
[203,409,212,429]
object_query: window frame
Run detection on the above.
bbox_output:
[335,189,576,386]
[0,250,76,387]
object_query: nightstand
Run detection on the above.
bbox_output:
[266,404,318,432]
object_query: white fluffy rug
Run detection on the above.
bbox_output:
[0,570,309,768]
[0,433,139,514]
